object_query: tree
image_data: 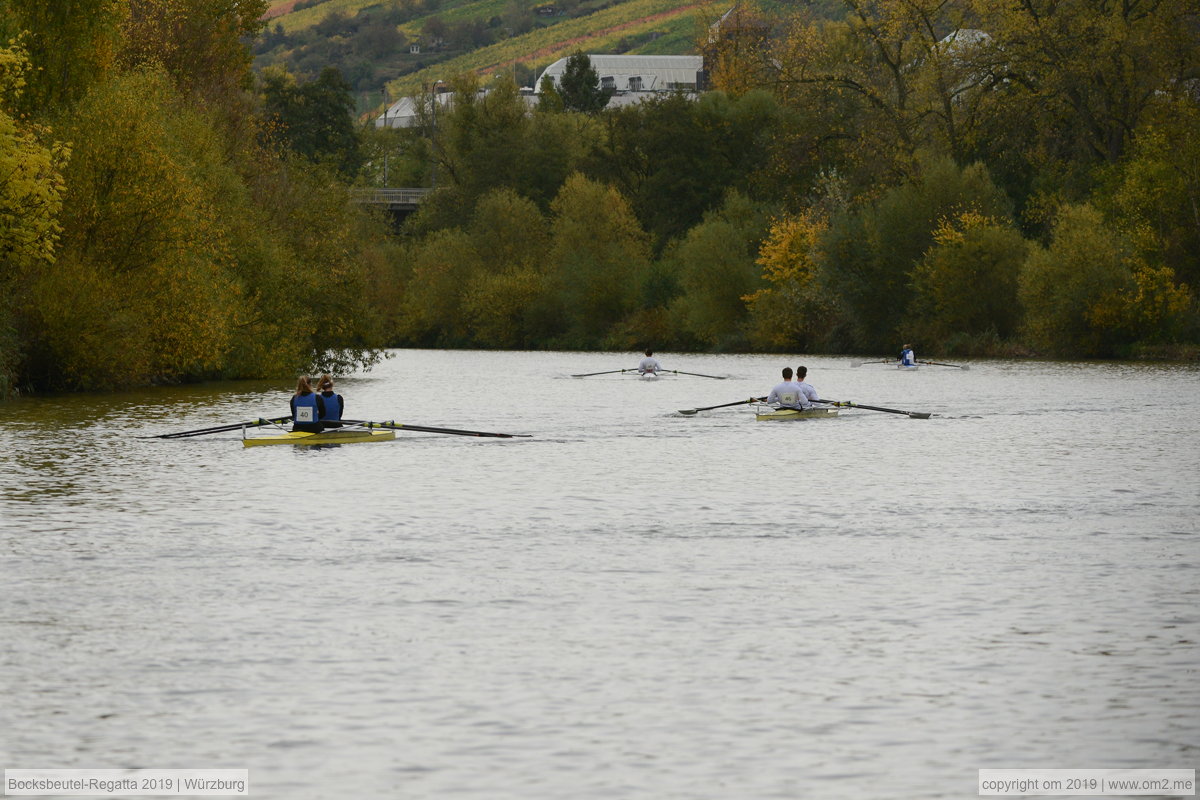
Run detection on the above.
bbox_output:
[818,156,1012,350]
[261,66,362,176]
[118,0,268,101]
[668,191,773,349]
[0,0,125,114]
[461,188,550,347]
[589,90,782,252]
[546,173,650,346]
[908,212,1028,347]
[1019,204,1134,356]
[27,70,242,388]
[0,44,67,395]
[744,211,838,351]
[557,52,608,114]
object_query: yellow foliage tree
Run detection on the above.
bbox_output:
[28,70,240,387]
[744,211,831,349]
[0,44,68,394]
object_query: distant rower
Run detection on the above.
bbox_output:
[638,350,662,375]
[899,344,916,367]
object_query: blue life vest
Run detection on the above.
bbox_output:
[900,348,915,366]
[319,392,342,421]
[293,392,320,425]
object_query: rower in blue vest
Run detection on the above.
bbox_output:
[315,373,344,428]
[290,376,326,433]
[899,344,916,367]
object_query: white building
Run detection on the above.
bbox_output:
[534,54,704,94]
[375,54,705,127]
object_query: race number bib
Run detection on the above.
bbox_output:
[296,407,315,423]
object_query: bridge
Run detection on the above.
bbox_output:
[351,187,433,211]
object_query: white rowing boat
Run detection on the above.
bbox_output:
[754,405,840,421]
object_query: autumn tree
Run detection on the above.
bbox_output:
[119,0,267,101]
[743,211,838,351]
[819,156,1012,350]
[0,0,125,114]
[26,70,242,388]
[908,212,1028,348]
[0,45,67,395]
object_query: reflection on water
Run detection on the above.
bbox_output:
[2,351,1198,799]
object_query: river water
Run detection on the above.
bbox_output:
[2,350,1197,799]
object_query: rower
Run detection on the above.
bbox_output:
[899,343,916,367]
[766,367,803,409]
[290,376,326,433]
[638,350,662,375]
[315,373,344,429]
[794,366,820,408]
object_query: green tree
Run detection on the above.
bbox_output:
[546,173,650,347]
[668,191,773,349]
[0,0,125,114]
[1019,204,1134,356]
[909,212,1028,347]
[0,44,67,395]
[461,188,550,347]
[819,156,1012,350]
[261,66,362,176]
[589,90,782,252]
[557,52,608,114]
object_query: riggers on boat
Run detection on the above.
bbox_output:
[754,405,840,421]
[242,421,396,447]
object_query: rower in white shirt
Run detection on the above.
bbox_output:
[638,350,662,375]
[793,365,820,407]
[766,367,804,409]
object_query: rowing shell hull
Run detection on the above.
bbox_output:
[242,429,397,447]
[755,407,840,421]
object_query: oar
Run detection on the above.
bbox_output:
[917,360,970,370]
[851,359,894,367]
[667,370,727,380]
[144,416,292,439]
[571,369,630,378]
[678,397,765,416]
[818,399,931,420]
[343,420,531,438]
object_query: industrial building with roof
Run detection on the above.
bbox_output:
[376,54,705,128]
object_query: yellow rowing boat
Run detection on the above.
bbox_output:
[242,428,396,447]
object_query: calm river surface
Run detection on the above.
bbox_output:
[2,350,1197,799]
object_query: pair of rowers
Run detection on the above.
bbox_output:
[290,374,346,433]
[766,366,821,410]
